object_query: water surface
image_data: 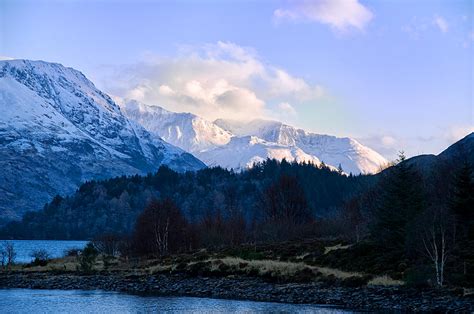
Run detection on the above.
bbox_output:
[0,240,88,263]
[0,289,355,313]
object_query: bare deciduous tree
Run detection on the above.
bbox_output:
[152,213,170,256]
[0,248,6,268]
[416,206,456,287]
[1,242,16,268]
[133,199,189,257]
[260,175,312,241]
[92,234,122,257]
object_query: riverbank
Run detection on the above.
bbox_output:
[0,271,472,312]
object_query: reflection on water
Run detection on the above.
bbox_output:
[0,289,355,313]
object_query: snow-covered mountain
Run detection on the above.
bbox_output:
[120,100,232,152]
[121,100,388,175]
[196,135,332,170]
[0,60,204,220]
[214,119,388,174]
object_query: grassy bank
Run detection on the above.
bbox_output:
[4,239,405,289]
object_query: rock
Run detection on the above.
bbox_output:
[0,272,472,311]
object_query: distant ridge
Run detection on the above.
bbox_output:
[121,100,389,174]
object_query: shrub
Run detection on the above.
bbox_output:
[64,248,81,257]
[92,234,122,257]
[30,249,50,266]
[79,242,98,273]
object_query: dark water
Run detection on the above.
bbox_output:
[0,240,88,263]
[0,289,355,313]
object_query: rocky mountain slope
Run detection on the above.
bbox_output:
[120,100,232,152]
[121,100,388,174]
[0,60,204,221]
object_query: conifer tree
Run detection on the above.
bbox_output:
[450,160,474,240]
[338,164,343,175]
[370,152,424,253]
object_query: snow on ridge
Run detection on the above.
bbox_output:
[0,60,205,220]
[122,100,388,174]
[120,99,233,153]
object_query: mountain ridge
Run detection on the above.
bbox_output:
[0,59,204,220]
[121,100,389,174]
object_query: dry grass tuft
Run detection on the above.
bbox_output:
[324,243,352,254]
[215,257,307,277]
[205,257,363,280]
[314,266,363,279]
[368,275,404,286]
[147,264,172,274]
[9,256,79,272]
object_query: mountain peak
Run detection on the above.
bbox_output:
[123,101,388,174]
[120,100,233,153]
[0,60,204,220]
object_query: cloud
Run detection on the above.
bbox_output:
[381,135,397,147]
[0,56,14,60]
[278,102,297,116]
[102,41,324,122]
[357,134,400,161]
[403,15,451,39]
[274,0,374,32]
[402,17,430,40]
[433,15,449,33]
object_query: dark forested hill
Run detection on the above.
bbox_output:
[0,159,374,239]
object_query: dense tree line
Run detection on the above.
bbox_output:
[362,153,474,287]
[2,154,472,287]
[0,159,371,240]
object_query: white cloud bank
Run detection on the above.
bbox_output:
[103,42,324,122]
[274,0,374,31]
[433,15,449,33]
[278,102,297,116]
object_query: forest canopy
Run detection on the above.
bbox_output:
[1,159,372,240]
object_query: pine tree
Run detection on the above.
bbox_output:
[338,163,343,175]
[370,152,425,253]
[450,160,474,240]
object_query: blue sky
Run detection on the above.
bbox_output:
[1,0,473,159]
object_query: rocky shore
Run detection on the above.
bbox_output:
[0,272,473,312]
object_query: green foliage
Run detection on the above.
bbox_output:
[79,242,98,273]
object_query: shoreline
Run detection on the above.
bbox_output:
[0,272,472,312]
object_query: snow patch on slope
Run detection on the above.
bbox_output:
[121,100,232,152]
[0,60,204,220]
[122,100,388,174]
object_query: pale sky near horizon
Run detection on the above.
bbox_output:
[1,0,473,160]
